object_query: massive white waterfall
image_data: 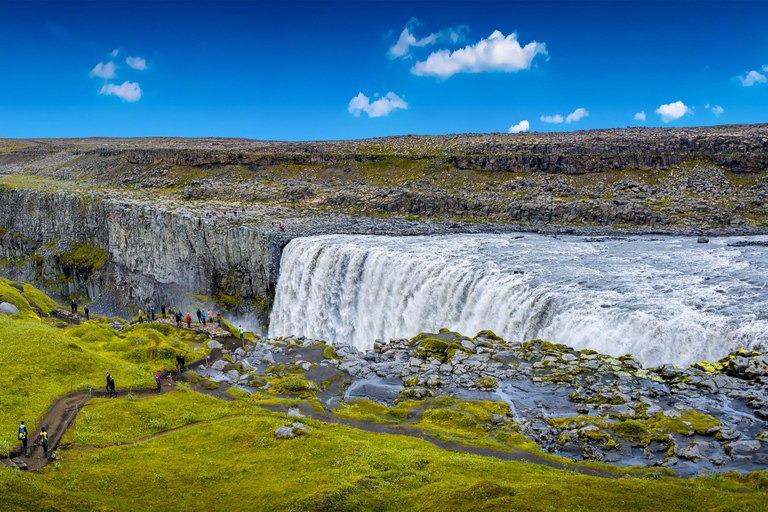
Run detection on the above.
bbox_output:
[268,233,768,367]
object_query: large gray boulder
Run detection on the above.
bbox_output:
[0,302,20,315]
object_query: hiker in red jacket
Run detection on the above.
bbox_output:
[186,313,191,328]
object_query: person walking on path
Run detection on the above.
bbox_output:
[18,421,28,456]
[161,304,166,318]
[155,372,162,393]
[196,308,202,324]
[175,352,182,374]
[216,311,222,327]
[70,299,75,313]
[238,325,244,343]
[201,310,206,326]
[84,305,90,321]
[106,371,117,398]
[138,309,144,323]
[180,353,186,372]
[150,307,155,321]
[207,309,213,324]
[38,427,48,458]
[146,307,150,322]
[186,313,191,328]
[176,311,182,327]
[73,301,78,314]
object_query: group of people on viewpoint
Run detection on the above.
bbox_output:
[136,304,223,330]
[15,298,248,460]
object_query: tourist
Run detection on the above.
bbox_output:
[201,310,206,326]
[73,301,78,314]
[138,309,144,323]
[180,354,186,373]
[196,308,202,324]
[238,324,244,343]
[84,305,90,321]
[278,222,284,232]
[146,307,150,321]
[175,352,182,374]
[155,372,162,393]
[150,306,155,321]
[161,304,166,318]
[207,309,213,325]
[39,426,48,458]
[18,421,28,456]
[186,313,191,328]
[106,371,116,398]
[216,311,222,327]
[176,311,182,327]
[69,299,74,313]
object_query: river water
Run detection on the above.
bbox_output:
[268,233,768,367]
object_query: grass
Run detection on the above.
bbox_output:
[0,277,206,447]
[0,392,766,511]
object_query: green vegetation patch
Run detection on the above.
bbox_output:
[59,242,107,271]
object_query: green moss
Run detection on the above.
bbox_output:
[416,337,449,363]
[59,242,107,271]
[322,346,337,360]
[478,377,496,389]
[647,410,719,436]
[202,380,220,390]
[475,330,503,341]
[611,419,648,436]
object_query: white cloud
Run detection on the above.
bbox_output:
[763,64,768,72]
[705,104,724,117]
[111,49,119,57]
[655,101,691,123]
[634,111,646,121]
[388,18,469,59]
[738,70,767,87]
[98,81,143,102]
[411,30,547,79]
[540,114,564,124]
[565,107,588,124]
[90,61,117,79]
[126,56,147,70]
[508,120,529,133]
[348,92,408,118]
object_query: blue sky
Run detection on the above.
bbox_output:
[0,1,766,140]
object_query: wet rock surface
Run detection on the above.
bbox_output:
[216,330,768,477]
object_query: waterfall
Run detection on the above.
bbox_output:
[268,234,768,367]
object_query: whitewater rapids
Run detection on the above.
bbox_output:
[268,234,768,367]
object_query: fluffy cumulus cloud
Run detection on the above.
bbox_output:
[540,114,564,124]
[655,101,692,123]
[634,111,646,121]
[126,56,147,70]
[565,108,588,124]
[348,92,408,118]
[539,108,587,124]
[508,120,529,134]
[388,18,469,59]
[90,61,117,79]
[411,30,547,79]
[738,70,767,87]
[705,104,724,117]
[98,81,143,102]
[111,49,119,57]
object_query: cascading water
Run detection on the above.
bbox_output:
[268,233,768,367]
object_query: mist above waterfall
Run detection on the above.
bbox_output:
[268,234,768,367]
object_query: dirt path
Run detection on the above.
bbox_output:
[8,381,175,472]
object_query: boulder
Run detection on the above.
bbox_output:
[0,302,20,315]
[275,422,309,439]
[211,360,228,371]
[206,340,223,350]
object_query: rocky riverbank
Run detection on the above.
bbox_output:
[192,328,768,477]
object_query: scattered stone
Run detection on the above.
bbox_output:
[0,302,20,315]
